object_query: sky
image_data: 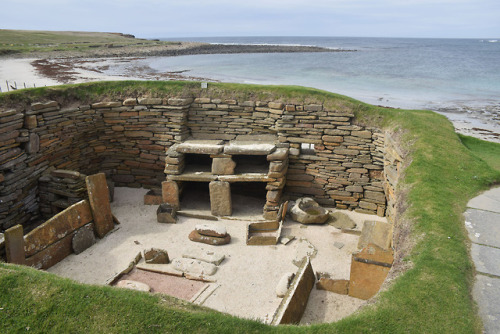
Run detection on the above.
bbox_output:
[1,0,499,39]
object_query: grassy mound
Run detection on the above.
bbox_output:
[1,82,499,333]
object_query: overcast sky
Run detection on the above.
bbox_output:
[1,0,499,39]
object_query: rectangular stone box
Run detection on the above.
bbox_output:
[157,203,177,224]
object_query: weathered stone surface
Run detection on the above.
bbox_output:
[212,157,236,175]
[349,244,393,300]
[86,173,114,238]
[25,115,37,129]
[224,141,276,155]
[123,98,137,106]
[162,181,179,209]
[144,248,169,264]
[157,203,177,224]
[172,257,218,276]
[182,249,225,265]
[195,223,227,237]
[138,97,163,105]
[72,224,96,255]
[116,280,151,292]
[276,272,295,297]
[291,198,329,224]
[177,140,224,154]
[209,181,232,216]
[91,101,121,108]
[31,101,59,110]
[24,200,93,257]
[5,224,25,265]
[189,230,231,246]
[267,148,289,161]
[358,220,393,250]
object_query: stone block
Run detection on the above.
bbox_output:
[224,142,276,155]
[138,97,163,105]
[348,244,393,300]
[72,224,96,255]
[26,133,39,154]
[25,232,74,269]
[5,224,25,265]
[91,101,121,108]
[276,272,295,297]
[51,169,81,179]
[176,140,224,154]
[157,203,177,224]
[144,248,169,264]
[358,220,393,250]
[144,189,163,205]
[209,181,232,216]
[25,115,37,129]
[162,181,180,209]
[123,98,137,106]
[212,157,236,175]
[86,173,114,238]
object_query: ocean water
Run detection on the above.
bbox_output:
[145,36,500,111]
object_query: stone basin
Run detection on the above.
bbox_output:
[290,197,330,224]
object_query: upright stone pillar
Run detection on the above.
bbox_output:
[5,224,25,265]
[162,180,180,209]
[209,181,232,216]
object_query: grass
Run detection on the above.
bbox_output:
[1,81,500,333]
[0,29,176,55]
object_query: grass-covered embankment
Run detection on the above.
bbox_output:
[1,81,500,333]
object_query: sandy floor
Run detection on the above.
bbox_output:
[48,187,384,324]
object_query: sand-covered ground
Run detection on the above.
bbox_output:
[48,187,381,324]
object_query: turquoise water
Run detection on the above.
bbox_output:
[148,37,500,110]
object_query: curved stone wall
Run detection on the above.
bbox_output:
[0,93,391,231]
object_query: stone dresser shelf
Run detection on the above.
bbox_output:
[168,172,272,183]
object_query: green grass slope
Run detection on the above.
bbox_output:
[1,82,500,333]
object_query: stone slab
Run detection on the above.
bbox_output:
[86,173,114,238]
[209,181,232,216]
[218,173,272,182]
[25,232,74,270]
[224,141,276,155]
[5,224,25,265]
[168,173,217,182]
[316,278,349,295]
[473,275,500,334]
[72,224,96,255]
[358,220,393,250]
[24,200,93,257]
[212,157,236,175]
[172,257,217,276]
[195,223,227,237]
[464,208,500,249]
[177,140,224,155]
[144,248,169,264]
[144,190,163,205]
[471,243,500,277]
[182,249,225,265]
[467,187,500,214]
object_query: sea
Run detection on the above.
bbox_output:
[148,36,500,113]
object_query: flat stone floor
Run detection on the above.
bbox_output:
[48,187,389,324]
[464,186,500,333]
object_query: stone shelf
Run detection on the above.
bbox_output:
[176,140,224,155]
[224,141,276,155]
[168,172,272,183]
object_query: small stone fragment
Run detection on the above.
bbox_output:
[182,249,225,265]
[280,235,295,245]
[116,280,151,292]
[333,241,345,249]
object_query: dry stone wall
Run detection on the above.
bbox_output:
[1,93,388,232]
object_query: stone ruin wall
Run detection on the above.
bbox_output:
[0,94,389,232]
